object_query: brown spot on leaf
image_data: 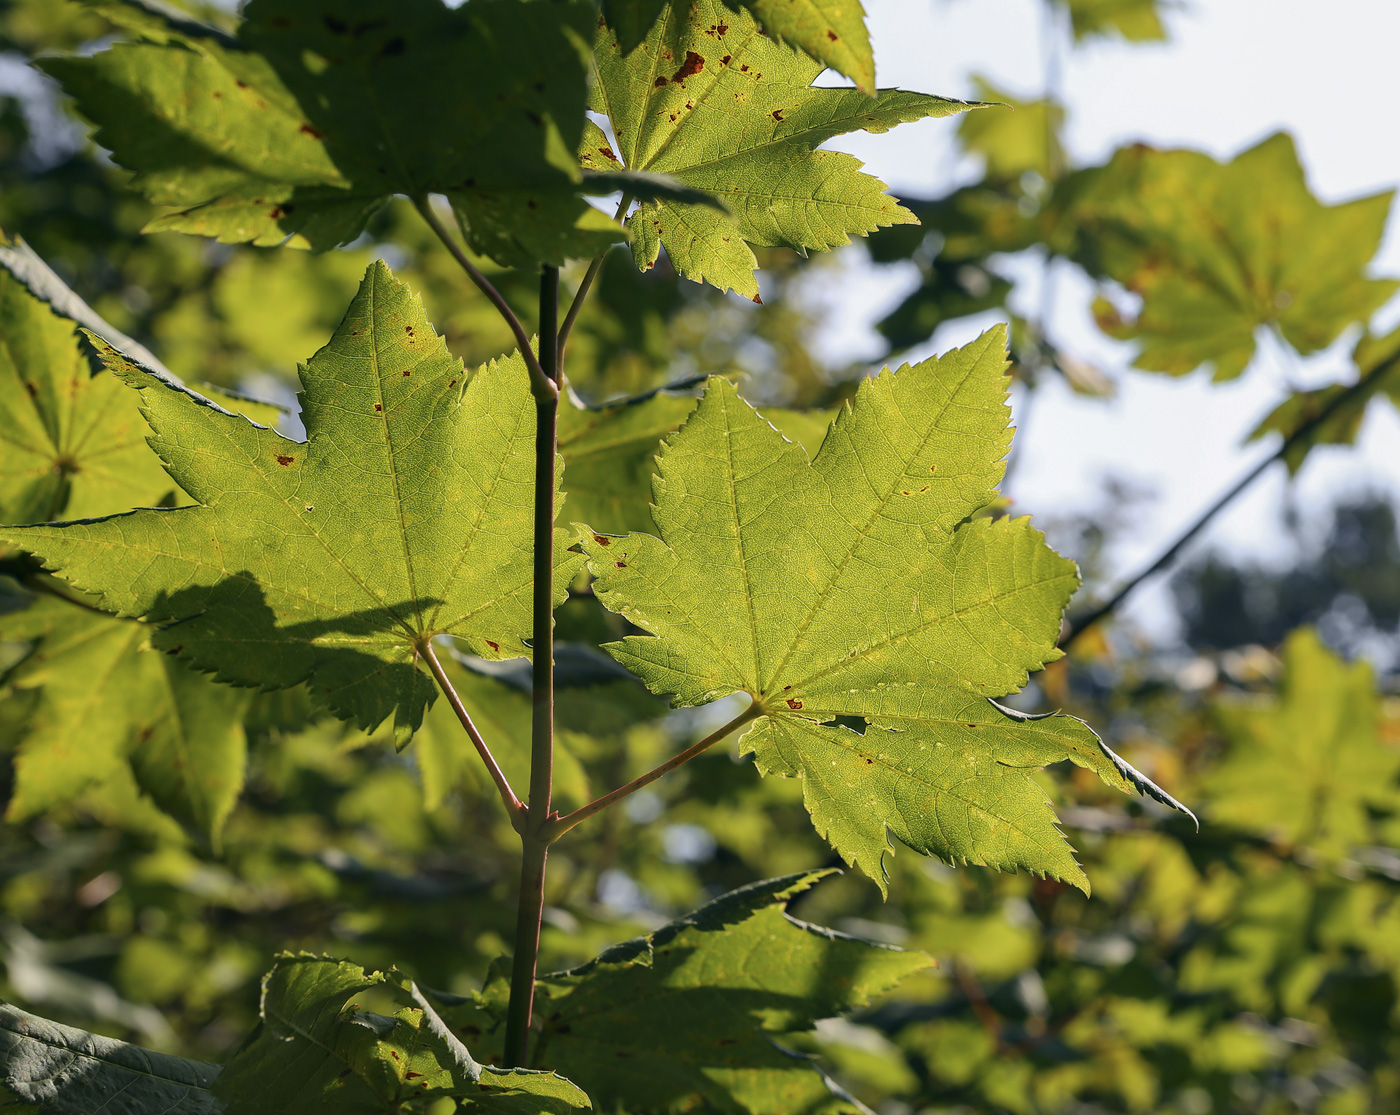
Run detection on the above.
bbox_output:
[786,698,803,709]
[865,757,874,764]
[276,455,294,466]
[720,54,731,65]
[654,76,668,88]
[235,80,248,88]
[448,379,457,388]
[213,90,222,99]
[771,108,784,122]
[23,381,37,399]
[486,641,500,652]
[374,403,382,412]
[593,534,611,546]
[404,325,414,334]
[599,145,618,162]
[614,561,627,569]
[402,369,411,376]
[827,29,838,41]
[299,123,322,139]
[740,64,749,72]
[717,22,728,34]
[752,293,763,305]
[671,50,704,82]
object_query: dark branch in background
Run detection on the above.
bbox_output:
[557,195,633,359]
[411,195,556,400]
[1061,351,1399,649]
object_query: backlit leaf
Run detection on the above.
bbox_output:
[581,326,1190,892]
[1064,133,1398,380]
[1057,0,1170,42]
[0,262,583,744]
[591,0,978,297]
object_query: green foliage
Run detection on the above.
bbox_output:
[589,0,976,297]
[45,0,612,265]
[582,326,1187,890]
[1057,0,1171,42]
[1,262,581,743]
[958,76,1066,181]
[458,871,931,1112]
[217,955,588,1114]
[0,999,220,1114]
[1063,133,1397,380]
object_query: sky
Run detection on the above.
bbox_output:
[815,0,1400,641]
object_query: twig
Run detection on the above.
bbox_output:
[420,642,524,825]
[504,264,563,1069]
[544,701,762,840]
[1061,351,1398,648]
[411,195,556,401]
[557,194,632,358]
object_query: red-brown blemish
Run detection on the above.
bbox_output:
[448,379,457,388]
[670,51,704,82]
[599,145,618,162]
[740,64,749,72]
[771,108,784,122]
[720,54,731,65]
[965,723,979,729]
[405,325,413,333]
[213,90,223,99]
[405,1071,424,1080]
[402,369,411,376]
[786,698,803,709]
[654,76,668,88]
[614,561,627,568]
[486,641,500,652]
[299,123,323,139]
[865,757,874,764]
[593,534,611,546]
[752,293,763,305]
[23,381,37,399]
[373,403,382,412]
[235,80,249,88]
[669,113,677,122]
[716,22,728,34]
[276,455,294,466]
[827,29,838,41]
[269,206,287,219]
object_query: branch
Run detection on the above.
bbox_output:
[411,195,557,401]
[556,194,632,358]
[1060,352,1399,649]
[419,642,524,825]
[544,700,762,841]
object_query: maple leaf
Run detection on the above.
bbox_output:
[1058,0,1170,42]
[0,261,176,527]
[1208,628,1400,856]
[216,955,589,1114]
[1062,133,1397,380]
[605,0,876,94]
[588,0,979,298]
[449,871,931,1112]
[0,595,249,845]
[45,0,617,265]
[580,326,1191,892]
[0,262,581,744]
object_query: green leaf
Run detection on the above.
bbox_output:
[603,0,875,94]
[1246,324,1400,474]
[1057,0,1171,42]
[0,595,250,845]
[461,871,930,1112]
[591,0,979,297]
[957,76,1064,181]
[0,999,221,1115]
[580,326,1190,892]
[217,955,590,1115]
[0,262,583,743]
[47,0,615,265]
[1208,628,1400,856]
[1065,133,1398,380]
[0,260,175,526]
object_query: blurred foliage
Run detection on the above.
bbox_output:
[1,1,1399,1114]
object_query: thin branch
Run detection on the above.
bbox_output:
[420,642,524,825]
[545,701,763,841]
[557,195,632,357]
[411,195,556,401]
[1061,352,1398,649]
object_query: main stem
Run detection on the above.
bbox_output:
[504,265,561,1068]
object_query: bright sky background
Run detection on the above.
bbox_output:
[814,0,1400,642]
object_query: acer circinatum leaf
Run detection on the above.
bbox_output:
[455,871,930,1112]
[0,1000,221,1115]
[590,0,979,297]
[216,955,589,1115]
[581,326,1191,892]
[0,264,175,527]
[0,596,249,845]
[0,262,582,744]
[1208,629,1400,857]
[604,0,875,93]
[46,0,614,265]
[1066,133,1398,380]
[1057,0,1170,42]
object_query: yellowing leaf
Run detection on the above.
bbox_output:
[581,326,1190,892]
[1065,133,1397,380]
[1058,0,1170,42]
[957,76,1065,181]
[0,262,582,743]
[591,0,979,297]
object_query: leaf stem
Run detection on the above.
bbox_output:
[419,642,524,826]
[556,195,632,358]
[544,700,763,841]
[411,195,557,401]
[1061,350,1399,648]
[503,264,562,1069]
